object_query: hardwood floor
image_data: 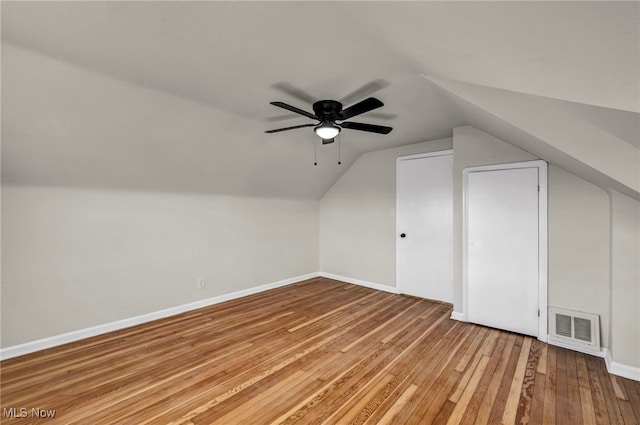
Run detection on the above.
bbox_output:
[1,277,639,424]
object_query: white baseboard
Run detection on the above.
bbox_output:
[0,272,320,361]
[318,272,399,294]
[604,348,640,381]
[450,311,465,321]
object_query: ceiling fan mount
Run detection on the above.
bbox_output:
[312,99,343,121]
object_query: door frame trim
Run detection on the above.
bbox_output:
[396,149,453,298]
[462,160,548,342]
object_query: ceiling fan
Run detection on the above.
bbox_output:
[265,97,393,144]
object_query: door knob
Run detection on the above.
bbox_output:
[400,233,406,238]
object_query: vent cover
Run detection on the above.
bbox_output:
[555,314,572,338]
[549,307,600,353]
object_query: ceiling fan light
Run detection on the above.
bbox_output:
[314,122,341,139]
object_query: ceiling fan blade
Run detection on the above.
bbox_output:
[340,80,389,106]
[341,121,393,134]
[265,123,315,133]
[272,82,317,104]
[338,97,384,120]
[270,102,317,120]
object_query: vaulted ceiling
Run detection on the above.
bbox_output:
[2,2,638,199]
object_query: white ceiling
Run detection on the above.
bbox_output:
[2,1,638,199]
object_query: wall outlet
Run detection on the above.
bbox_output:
[197,278,205,289]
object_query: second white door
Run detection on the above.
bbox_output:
[397,152,453,303]
[466,165,542,337]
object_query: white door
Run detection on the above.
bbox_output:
[466,166,541,337]
[397,152,453,303]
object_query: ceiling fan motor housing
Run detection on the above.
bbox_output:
[313,100,343,121]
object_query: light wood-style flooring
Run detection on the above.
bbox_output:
[1,277,639,424]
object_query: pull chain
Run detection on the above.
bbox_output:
[314,138,317,166]
[338,134,341,165]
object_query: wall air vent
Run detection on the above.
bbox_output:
[549,307,600,354]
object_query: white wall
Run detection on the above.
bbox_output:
[548,166,611,348]
[610,190,640,370]
[1,185,319,347]
[319,138,453,287]
[453,126,612,348]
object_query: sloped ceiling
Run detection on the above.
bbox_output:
[425,75,640,198]
[2,1,638,199]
